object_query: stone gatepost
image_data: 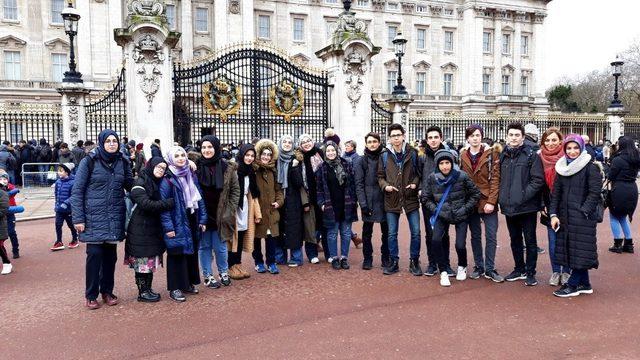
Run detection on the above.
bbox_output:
[114,0,180,158]
[607,106,627,142]
[58,82,90,145]
[316,2,380,152]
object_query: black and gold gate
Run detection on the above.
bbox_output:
[173,45,330,145]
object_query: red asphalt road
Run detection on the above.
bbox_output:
[2,214,640,359]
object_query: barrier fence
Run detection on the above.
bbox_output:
[21,163,60,200]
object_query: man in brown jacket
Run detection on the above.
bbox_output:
[377,124,421,275]
[459,125,504,282]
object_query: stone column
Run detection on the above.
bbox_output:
[58,83,90,145]
[607,106,628,142]
[180,0,194,62]
[316,5,380,152]
[114,0,181,158]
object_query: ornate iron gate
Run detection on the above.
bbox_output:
[85,68,127,141]
[173,45,330,145]
[371,96,392,143]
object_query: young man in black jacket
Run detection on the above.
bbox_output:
[499,123,545,286]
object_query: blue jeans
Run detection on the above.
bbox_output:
[386,209,421,260]
[610,213,632,239]
[253,235,277,266]
[567,269,590,287]
[6,213,18,254]
[198,230,228,277]
[546,226,569,274]
[275,246,303,265]
[326,221,352,259]
[468,211,498,272]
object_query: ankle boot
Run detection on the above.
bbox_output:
[622,239,635,254]
[609,239,623,253]
[145,273,161,299]
[136,273,160,303]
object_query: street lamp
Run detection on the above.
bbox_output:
[610,55,624,108]
[392,32,408,96]
[61,3,82,83]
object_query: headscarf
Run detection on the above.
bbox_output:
[323,141,346,186]
[96,129,121,163]
[140,156,166,200]
[165,146,202,212]
[563,134,585,165]
[298,134,323,189]
[277,135,295,189]
[196,135,224,189]
[236,144,260,209]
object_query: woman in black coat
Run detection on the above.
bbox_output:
[607,136,640,253]
[550,134,602,298]
[125,157,174,302]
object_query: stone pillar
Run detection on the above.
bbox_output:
[114,0,181,158]
[180,0,194,62]
[316,5,380,152]
[58,83,90,145]
[607,106,628,142]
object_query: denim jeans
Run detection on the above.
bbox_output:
[275,245,303,265]
[546,226,568,274]
[253,235,277,266]
[610,213,632,239]
[422,205,450,267]
[362,221,389,261]
[6,213,18,254]
[505,212,538,275]
[85,243,117,300]
[387,209,421,260]
[567,269,590,287]
[326,221,352,259]
[468,211,498,272]
[198,230,228,277]
[432,219,468,269]
[55,212,77,243]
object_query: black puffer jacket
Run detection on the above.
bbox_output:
[549,154,602,270]
[354,150,386,223]
[423,171,481,224]
[498,145,544,216]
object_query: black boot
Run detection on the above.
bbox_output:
[145,273,161,299]
[135,273,160,303]
[622,239,635,254]
[383,258,399,275]
[609,239,623,253]
[409,258,423,276]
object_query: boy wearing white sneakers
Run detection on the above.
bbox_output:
[421,150,480,286]
[0,187,11,274]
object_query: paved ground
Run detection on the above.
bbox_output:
[2,214,639,359]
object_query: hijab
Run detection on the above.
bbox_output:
[165,146,202,212]
[277,135,295,189]
[96,129,121,164]
[196,135,224,189]
[236,144,260,209]
[140,156,166,200]
[323,141,346,186]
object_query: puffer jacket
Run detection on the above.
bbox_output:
[354,150,386,223]
[70,153,134,243]
[549,153,601,270]
[0,145,16,171]
[54,175,75,214]
[459,144,501,213]
[0,190,8,240]
[423,171,481,224]
[498,145,544,216]
[316,158,358,228]
[159,171,207,255]
[253,139,284,238]
[377,143,420,214]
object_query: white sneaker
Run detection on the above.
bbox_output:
[327,257,333,264]
[456,266,467,281]
[1,263,12,275]
[310,257,320,264]
[440,271,451,287]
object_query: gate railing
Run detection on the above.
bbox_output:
[371,96,392,143]
[85,68,127,141]
[0,103,62,143]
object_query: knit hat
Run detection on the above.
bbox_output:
[0,169,8,179]
[60,162,75,174]
[323,128,341,146]
[465,124,484,139]
[434,149,455,166]
[136,143,144,151]
[524,123,539,137]
[563,134,585,153]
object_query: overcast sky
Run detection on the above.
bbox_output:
[543,0,640,89]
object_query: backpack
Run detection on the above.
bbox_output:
[38,146,50,162]
[594,148,604,162]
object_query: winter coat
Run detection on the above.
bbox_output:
[316,158,358,227]
[71,146,86,167]
[57,149,73,164]
[378,143,421,214]
[343,151,360,165]
[133,152,146,177]
[549,153,601,270]
[0,145,16,171]
[254,140,284,238]
[16,144,34,165]
[420,144,447,180]
[498,145,544,216]
[70,153,134,243]
[423,171,481,224]
[159,171,208,255]
[216,162,241,244]
[0,190,8,240]
[150,144,162,158]
[608,153,640,218]
[354,150,386,223]
[524,136,540,152]
[35,144,52,163]
[280,159,307,249]
[459,144,501,213]
[125,176,175,258]
[54,175,75,214]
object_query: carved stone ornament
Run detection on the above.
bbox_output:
[334,11,367,38]
[132,34,165,64]
[269,79,304,122]
[128,0,164,16]
[401,2,415,14]
[203,76,242,122]
[68,106,79,144]
[342,50,367,111]
[430,5,443,16]
[372,0,385,12]
[137,65,162,112]
[228,0,241,14]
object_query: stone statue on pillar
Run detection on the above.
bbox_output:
[58,83,90,145]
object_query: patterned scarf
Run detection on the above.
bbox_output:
[165,146,202,213]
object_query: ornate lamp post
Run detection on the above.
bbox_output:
[392,32,408,96]
[610,56,624,108]
[343,0,352,12]
[61,3,82,83]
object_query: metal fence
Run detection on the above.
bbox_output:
[0,104,63,143]
[624,116,640,140]
[85,68,127,142]
[21,163,60,199]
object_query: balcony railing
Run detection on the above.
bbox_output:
[0,80,62,89]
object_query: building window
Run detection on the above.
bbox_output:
[4,51,20,80]
[387,70,397,93]
[195,8,208,32]
[258,15,270,39]
[356,0,369,7]
[3,0,17,20]
[415,72,426,95]
[521,35,529,55]
[444,9,454,16]
[326,20,337,41]
[51,0,64,24]
[443,73,453,95]
[502,75,511,95]
[416,5,426,13]
[387,25,398,47]
[416,28,426,50]
[483,32,492,53]
[444,31,454,52]
[293,18,304,42]
[482,74,491,95]
[166,4,176,30]
[51,53,67,82]
[502,33,511,54]
[521,76,529,95]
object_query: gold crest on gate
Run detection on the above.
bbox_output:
[269,79,304,122]
[203,76,242,122]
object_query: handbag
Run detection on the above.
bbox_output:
[601,180,612,209]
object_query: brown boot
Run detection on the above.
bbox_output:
[228,265,244,280]
[351,233,363,249]
[237,264,251,279]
